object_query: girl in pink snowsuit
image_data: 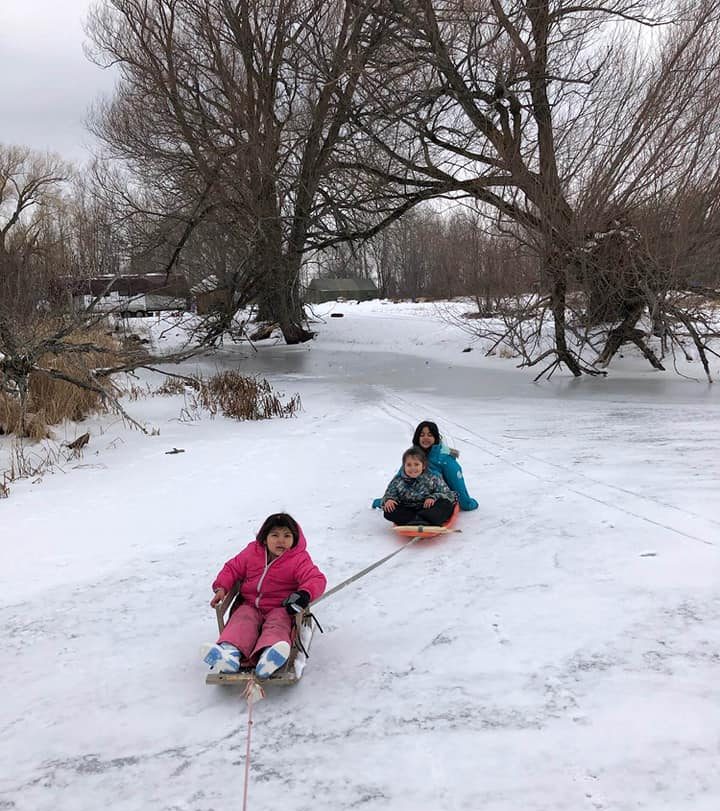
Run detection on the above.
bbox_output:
[202,513,326,679]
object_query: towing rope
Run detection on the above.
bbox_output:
[241,680,265,811]
[310,532,427,608]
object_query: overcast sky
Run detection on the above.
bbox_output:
[0,0,116,163]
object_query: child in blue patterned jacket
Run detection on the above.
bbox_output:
[382,447,457,526]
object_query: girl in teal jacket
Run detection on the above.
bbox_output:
[373,420,478,511]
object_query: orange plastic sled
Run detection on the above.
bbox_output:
[393,503,460,538]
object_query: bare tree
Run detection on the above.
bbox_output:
[350,203,533,301]
[0,145,199,436]
[345,0,720,377]
[0,146,69,319]
[88,0,389,343]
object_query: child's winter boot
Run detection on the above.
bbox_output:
[255,641,291,679]
[201,642,241,673]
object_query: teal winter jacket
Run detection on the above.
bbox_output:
[425,444,478,510]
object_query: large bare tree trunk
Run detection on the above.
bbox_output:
[255,254,313,344]
[548,263,582,377]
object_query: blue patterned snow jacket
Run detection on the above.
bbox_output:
[373,443,478,511]
[382,470,457,510]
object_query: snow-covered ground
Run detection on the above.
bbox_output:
[1,300,719,811]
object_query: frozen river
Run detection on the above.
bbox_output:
[2,302,719,811]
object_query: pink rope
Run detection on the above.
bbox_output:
[241,679,265,811]
[241,695,254,811]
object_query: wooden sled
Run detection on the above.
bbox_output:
[205,584,315,686]
[393,503,460,539]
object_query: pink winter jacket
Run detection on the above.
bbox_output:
[212,525,326,613]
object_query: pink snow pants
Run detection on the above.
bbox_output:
[217,604,292,661]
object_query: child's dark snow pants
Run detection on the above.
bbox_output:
[383,497,455,526]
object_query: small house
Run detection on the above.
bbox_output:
[305,277,379,304]
[190,275,233,314]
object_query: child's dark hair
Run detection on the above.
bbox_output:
[256,513,300,547]
[402,446,427,466]
[412,421,441,447]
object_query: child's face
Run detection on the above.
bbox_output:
[404,455,425,478]
[266,526,295,557]
[417,427,436,450]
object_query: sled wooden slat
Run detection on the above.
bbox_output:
[393,524,456,536]
[205,668,299,686]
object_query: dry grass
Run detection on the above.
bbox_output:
[0,437,66,498]
[155,378,188,396]
[155,370,301,421]
[0,326,121,438]
[123,381,153,400]
[199,371,301,420]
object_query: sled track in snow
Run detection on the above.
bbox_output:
[377,392,719,548]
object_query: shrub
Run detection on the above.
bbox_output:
[201,372,301,420]
[154,377,188,396]
[156,370,301,421]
